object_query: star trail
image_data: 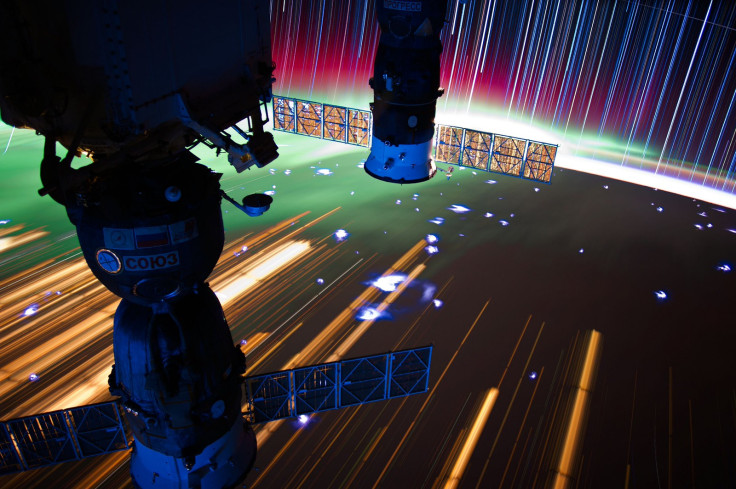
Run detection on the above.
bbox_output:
[270,0,736,194]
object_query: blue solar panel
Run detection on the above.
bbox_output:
[244,345,433,424]
[66,402,128,458]
[293,364,338,415]
[7,410,78,469]
[389,346,432,398]
[340,354,388,406]
[0,424,23,475]
[0,401,129,474]
[246,371,292,423]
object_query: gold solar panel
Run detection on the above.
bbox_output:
[462,130,492,170]
[524,142,556,183]
[296,101,323,137]
[348,109,371,146]
[272,96,295,132]
[490,136,526,177]
[434,125,463,164]
[271,95,557,182]
[323,104,347,143]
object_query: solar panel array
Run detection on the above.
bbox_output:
[271,95,557,183]
[0,346,432,474]
[272,96,372,147]
[0,401,128,474]
[435,125,557,183]
[243,346,432,424]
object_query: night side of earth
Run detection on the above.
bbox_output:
[1,1,736,489]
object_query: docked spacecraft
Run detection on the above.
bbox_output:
[364,0,448,183]
[0,0,274,486]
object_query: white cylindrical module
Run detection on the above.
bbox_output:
[364,135,437,183]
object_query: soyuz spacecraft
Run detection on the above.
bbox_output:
[0,0,447,487]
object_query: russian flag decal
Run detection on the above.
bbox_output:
[135,225,170,248]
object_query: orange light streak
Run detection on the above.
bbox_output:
[240,332,270,356]
[0,260,89,306]
[552,330,603,489]
[214,240,311,306]
[442,389,500,489]
[0,229,49,253]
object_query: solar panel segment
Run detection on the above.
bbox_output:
[0,401,128,474]
[462,130,493,171]
[347,109,371,146]
[243,346,432,424]
[272,96,295,132]
[524,141,557,183]
[323,105,348,143]
[272,96,371,148]
[490,135,526,178]
[436,124,557,184]
[296,101,323,138]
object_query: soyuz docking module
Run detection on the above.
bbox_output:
[0,1,445,488]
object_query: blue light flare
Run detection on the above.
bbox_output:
[369,274,407,293]
[447,204,471,214]
[425,245,439,255]
[23,304,39,317]
[355,306,391,321]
